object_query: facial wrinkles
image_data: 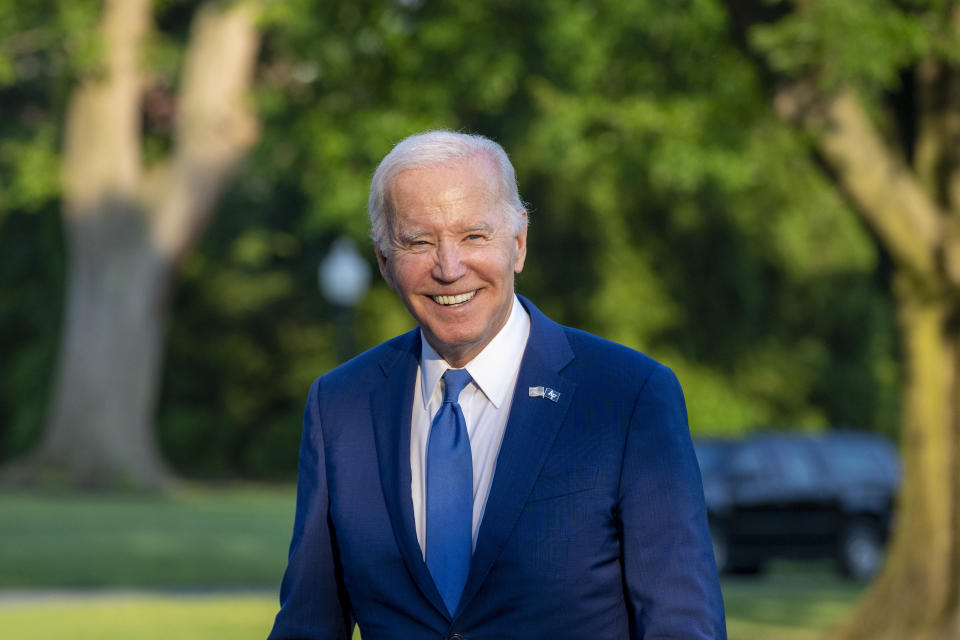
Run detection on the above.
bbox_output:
[390,208,509,262]
[386,222,516,312]
[383,159,518,282]
[376,156,525,367]
[388,157,514,242]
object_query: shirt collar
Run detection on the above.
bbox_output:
[420,295,531,409]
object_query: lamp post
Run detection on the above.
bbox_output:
[319,237,371,363]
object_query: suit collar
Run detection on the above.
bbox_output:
[515,294,574,372]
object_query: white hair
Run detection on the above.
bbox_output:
[368,130,527,253]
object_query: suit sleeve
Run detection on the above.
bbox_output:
[268,377,354,640]
[618,364,726,639]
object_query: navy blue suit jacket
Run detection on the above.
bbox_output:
[269,296,725,639]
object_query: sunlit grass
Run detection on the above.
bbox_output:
[0,593,278,640]
[0,593,364,640]
[0,578,857,640]
[0,574,861,640]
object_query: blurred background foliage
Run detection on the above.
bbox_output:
[0,0,898,480]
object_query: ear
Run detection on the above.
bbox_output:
[513,210,528,274]
[376,246,396,290]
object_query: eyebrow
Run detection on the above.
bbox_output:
[397,230,429,244]
[463,224,493,234]
[397,223,493,244]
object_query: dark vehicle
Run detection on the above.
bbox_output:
[695,430,900,580]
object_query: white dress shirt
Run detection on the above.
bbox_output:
[410,295,531,555]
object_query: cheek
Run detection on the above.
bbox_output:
[386,256,426,293]
[378,260,398,291]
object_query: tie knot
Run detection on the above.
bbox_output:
[441,369,472,404]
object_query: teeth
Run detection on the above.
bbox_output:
[433,291,476,306]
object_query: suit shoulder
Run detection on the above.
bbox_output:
[560,325,674,390]
[561,325,661,369]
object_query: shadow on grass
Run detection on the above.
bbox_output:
[0,486,296,588]
[723,561,866,640]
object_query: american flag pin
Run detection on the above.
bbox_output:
[529,386,560,402]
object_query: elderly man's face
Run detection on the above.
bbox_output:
[377,154,527,367]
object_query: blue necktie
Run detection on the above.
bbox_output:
[426,368,474,615]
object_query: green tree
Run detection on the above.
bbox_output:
[726,0,960,637]
[155,0,895,478]
[0,0,78,473]
[2,0,898,491]
[2,0,261,489]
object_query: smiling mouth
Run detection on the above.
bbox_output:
[432,290,477,306]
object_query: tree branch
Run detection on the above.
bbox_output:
[915,6,960,214]
[61,0,150,220]
[149,0,261,262]
[908,7,960,289]
[773,80,942,282]
[914,57,944,199]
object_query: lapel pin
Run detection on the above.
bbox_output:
[529,386,560,402]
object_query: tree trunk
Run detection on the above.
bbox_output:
[720,1,960,634]
[759,73,960,637]
[33,217,173,489]
[1,0,261,490]
[828,274,960,640]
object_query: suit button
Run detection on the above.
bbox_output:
[448,635,464,640]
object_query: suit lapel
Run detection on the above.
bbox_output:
[456,297,576,614]
[370,330,448,617]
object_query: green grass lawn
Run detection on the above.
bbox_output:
[0,592,282,640]
[0,488,865,639]
[0,486,295,588]
[722,563,865,640]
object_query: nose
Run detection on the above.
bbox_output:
[432,241,467,282]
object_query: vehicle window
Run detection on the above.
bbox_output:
[729,444,777,483]
[769,440,821,488]
[819,440,885,482]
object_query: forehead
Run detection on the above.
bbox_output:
[389,155,502,220]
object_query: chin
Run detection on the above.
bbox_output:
[425,325,485,355]
[430,330,481,351]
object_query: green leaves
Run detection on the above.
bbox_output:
[0,125,59,218]
[0,0,902,476]
[166,0,898,466]
[751,0,934,90]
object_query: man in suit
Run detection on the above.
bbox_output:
[269,131,726,639]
